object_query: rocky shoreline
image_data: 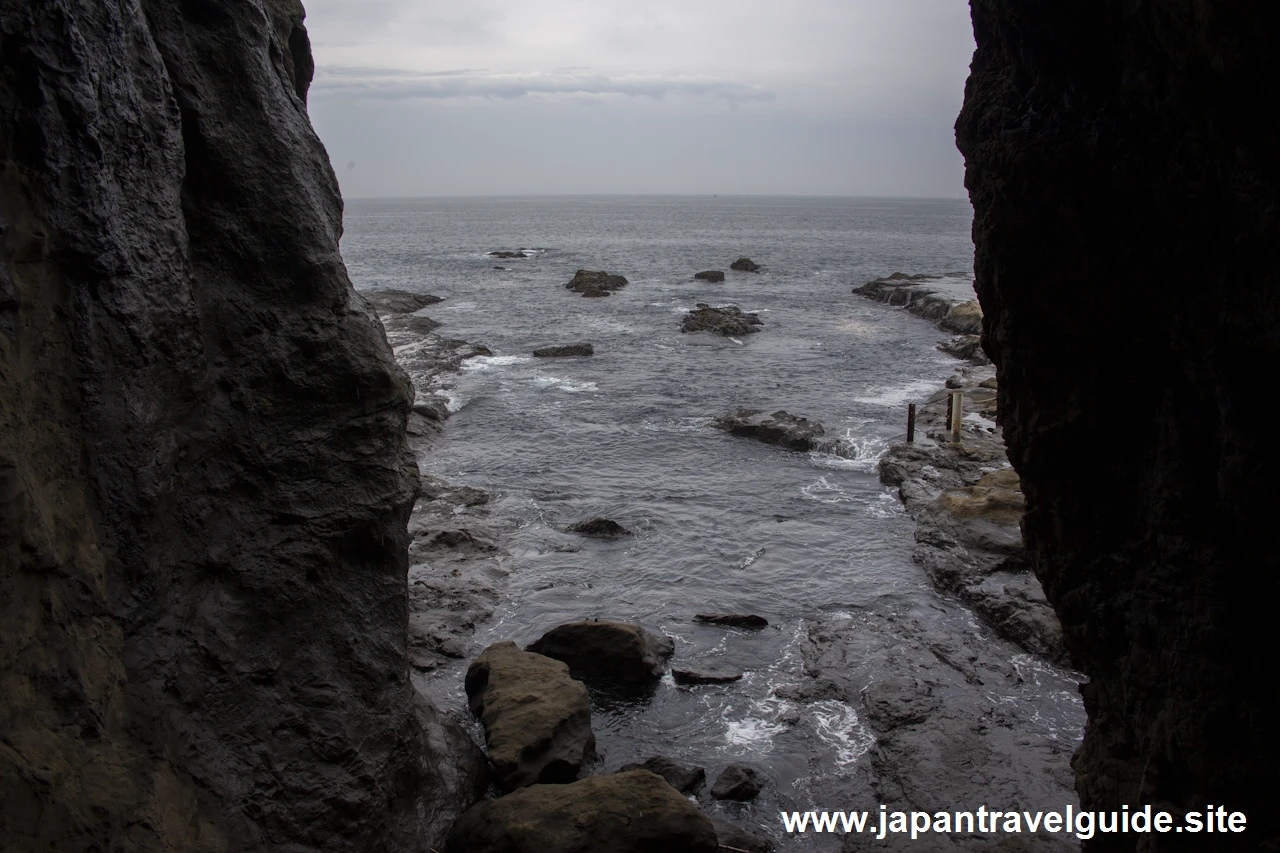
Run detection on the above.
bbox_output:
[854,273,988,365]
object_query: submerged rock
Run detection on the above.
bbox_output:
[566,517,631,537]
[488,250,528,258]
[363,288,444,315]
[710,763,765,801]
[464,642,596,790]
[711,409,825,452]
[445,771,718,853]
[694,613,769,629]
[730,257,761,272]
[673,667,743,685]
[528,621,675,687]
[681,304,763,336]
[567,269,629,297]
[618,756,707,796]
[709,817,776,853]
[694,270,725,282]
[533,343,594,357]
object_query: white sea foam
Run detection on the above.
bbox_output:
[809,699,875,766]
[463,354,531,372]
[801,475,854,504]
[531,375,598,393]
[724,716,787,749]
[809,431,888,473]
[854,378,940,408]
[436,389,466,413]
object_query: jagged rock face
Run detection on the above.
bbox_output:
[958,2,1280,848]
[0,1,477,851]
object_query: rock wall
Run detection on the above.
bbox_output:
[0,1,478,850]
[957,2,1279,849]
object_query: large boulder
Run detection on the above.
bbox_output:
[528,621,675,687]
[566,269,628,297]
[445,771,718,853]
[730,257,761,272]
[363,288,444,315]
[464,642,596,790]
[533,343,594,357]
[939,299,984,335]
[711,409,826,452]
[680,304,763,336]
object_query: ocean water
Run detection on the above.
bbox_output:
[340,196,1081,846]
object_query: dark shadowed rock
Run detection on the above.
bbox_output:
[673,667,744,685]
[364,288,445,315]
[566,517,631,537]
[710,763,765,801]
[618,756,707,795]
[528,621,675,686]
[710,817,776,853]
[0,2,480,849]
[938,334,988,363]
[711,409,825,452]
[533,343,595,357]
[862,677,940,731]
[566,269,628,297]
[695,613,769,629]
[681,304,764,336]
[730,257,761,272]
[464,642,595,790]
[694,270,725,282]
[445,771,718,853]
[488,250,528,258]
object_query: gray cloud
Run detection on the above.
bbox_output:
[312,66,775,103]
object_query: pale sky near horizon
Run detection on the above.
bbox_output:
[304,0,976,199]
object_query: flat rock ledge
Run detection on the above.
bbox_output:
[853,273,988,363]
[528,620,675,688]
[681,304,763,336]
[445,771,718,853]
[533,343,594,357]
[362,288,444,315]
[711,409,825,452]
[567,269,628,297]
[878,373,1068,664]
[464,642,596,790]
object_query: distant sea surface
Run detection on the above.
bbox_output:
[340,196,1079,848]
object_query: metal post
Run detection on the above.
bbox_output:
[906,403,916,443]
[945,394,953,430]
[949,390,964,442]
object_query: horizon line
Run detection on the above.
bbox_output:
[342,192,972,202]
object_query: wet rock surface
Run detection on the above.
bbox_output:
[710,763,766,801]
[712,409,827,452]
[695,270,726,282]
[681,303,764,335]
[730,257,762,272]
[533,342,595,357]
[878,373,1066,663]
[445,771,718,853]
[782,610,1080,852]
[673,667,744,685]
[465,642,596,790]
[528,621,675,687]
[710,817,777,853]
[618,756,707,796]
[567,269,629,297]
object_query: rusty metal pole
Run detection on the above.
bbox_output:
[949,390,964,442]
[906,403,916,443]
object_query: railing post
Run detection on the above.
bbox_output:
[906,403,916,443]
[949,390,964,442]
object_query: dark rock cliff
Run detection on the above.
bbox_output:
[1,1,479,850]
[958,2,1279,850]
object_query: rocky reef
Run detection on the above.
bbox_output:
[0,2,479,851]
[958,1,1280,847]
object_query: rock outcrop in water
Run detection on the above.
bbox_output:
[712,409,828,452]
[0,1,480,850]
[958,2,1280,846]
[566,269,628,297]
[694,270,725,282]
[730,257,761,272]
[681,303,763,336]
[528,621,675,687]
[534,342,594,357]
[854,274,986,360]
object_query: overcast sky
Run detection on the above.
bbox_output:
[303,0,976,198]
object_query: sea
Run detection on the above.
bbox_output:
[339,195,1082,847]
